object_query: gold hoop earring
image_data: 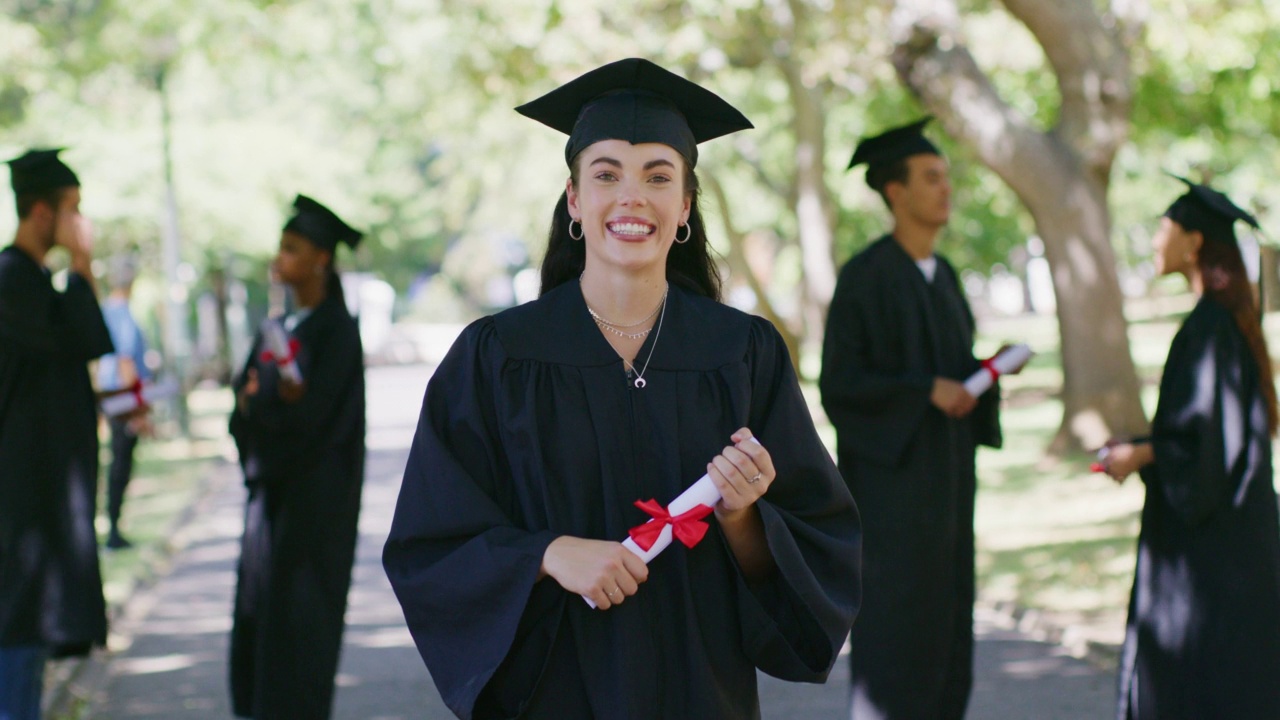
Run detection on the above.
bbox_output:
[568,219,584,241]
[674,222,691,244]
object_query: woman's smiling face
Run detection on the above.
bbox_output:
[566,139,692,274]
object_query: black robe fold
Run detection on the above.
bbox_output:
[0,245,112,653]
[1117,297,1280,720]
[819,236,1000,719]
[384,282,861,720]
[229,292,366,719]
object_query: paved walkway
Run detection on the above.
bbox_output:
[70,363,1116,719]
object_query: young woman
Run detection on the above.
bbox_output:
[383,59,861,719]
[229,195,366,719]
[1101,178,1280,719]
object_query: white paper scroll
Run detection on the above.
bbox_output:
[100,377,179,417]
[963,343,1033,397]
[261,318,303,384]
[582,438,762,608]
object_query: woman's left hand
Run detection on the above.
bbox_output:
[707,427,775,519]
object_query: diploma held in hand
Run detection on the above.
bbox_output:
[260,318,303,384]
[582,438,762,607]
[100,377,179,417]
[964,343,1033,397]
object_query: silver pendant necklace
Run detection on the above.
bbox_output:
[624,292,666,389]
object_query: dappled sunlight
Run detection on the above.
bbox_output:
[113,652,206,676]
[344,625,417,650]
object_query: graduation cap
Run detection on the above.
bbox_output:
[1164,175,1260,239]
[283,195,362,252]
[848,116,942,181]
[7,148,80,195]
[515,58,753,169]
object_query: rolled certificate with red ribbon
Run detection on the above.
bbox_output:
[100,377,180,417]
[260,318,303,384]
[582,438,762,608]
[963,343,1033,397]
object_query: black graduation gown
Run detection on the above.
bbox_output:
[818,236,1000,720]
[0,245,112,654]
[228,292,366,720]
[383,282,861,720]
[1117,297,1280,720]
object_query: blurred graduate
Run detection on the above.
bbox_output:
[0,149,112,718]
[1099,178,1280,720]
[228,195,366,719]
[820,119,1019,719]
[383,59,861,719]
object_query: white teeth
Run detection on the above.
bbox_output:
[608,222,653,236]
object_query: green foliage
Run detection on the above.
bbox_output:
[2,0,1276,344]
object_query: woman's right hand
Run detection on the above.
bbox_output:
[541,536,648,610]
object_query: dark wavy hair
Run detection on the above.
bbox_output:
[1189,221,1278,435]
[538,153,722,302]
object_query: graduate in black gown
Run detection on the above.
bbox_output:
[383,59,862,720]
[0,149,112,718]
[229,195,366,720]
[820,118,1016,719]
[1099,178,1280,720]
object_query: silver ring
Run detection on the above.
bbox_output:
[748,472,763,484]
[606,589,617,598]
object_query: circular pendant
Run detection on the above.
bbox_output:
[634,377,647,389]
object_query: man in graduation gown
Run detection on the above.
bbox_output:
[228,196,366,720]
[0,149,112,717]
[820,118,1005,719]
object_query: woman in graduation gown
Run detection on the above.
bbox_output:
[1100,178,1280,720]
[383,59,862,720]
[229,195,366,720]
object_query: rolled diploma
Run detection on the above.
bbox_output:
[262,319,303,384]
[100,377,180,417]
[963,343,1033,397]
[582,438,760,607]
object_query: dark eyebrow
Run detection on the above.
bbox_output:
[587,157,677,171]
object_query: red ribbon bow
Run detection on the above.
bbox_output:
[628,499,715,552]
[129,379,147,409]
[260,338,301,367]
[980,357,1000,383]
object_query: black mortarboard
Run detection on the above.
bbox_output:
[1164,175,1260,241]
[848,116,941,173]
[7,148,80,194]
[283,194,362,252]
[514,58,753,168]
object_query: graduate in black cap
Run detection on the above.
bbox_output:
[1099,178,1280,720]
[228,194,366,719]
[0,149,112,718]
[819,118,1013,719]
[383,58,861,719]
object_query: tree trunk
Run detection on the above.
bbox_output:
[890,0,1149,451]
[704,174,803,373]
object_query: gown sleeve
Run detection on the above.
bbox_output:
[0,266,111,362]
[1142,303,1248,526]
[734,318,862,681]
[382,318,560,719]
[229,310,363,486]
[820,258,934,466]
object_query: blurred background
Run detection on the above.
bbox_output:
[3,0,1277,433]
[5,0,1280,666]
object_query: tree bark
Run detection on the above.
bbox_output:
[890,0,1148,451]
